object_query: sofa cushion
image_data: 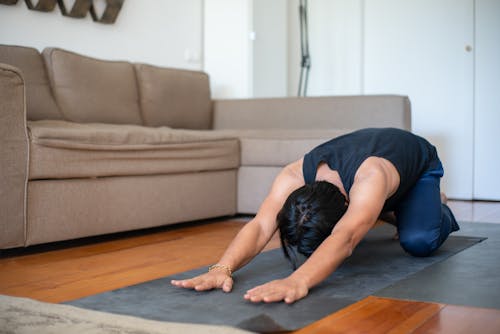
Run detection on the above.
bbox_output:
[27,120,239,180]
[213,96,411,130]
[43,48,142,125]
[135,63,212,129]
[0,45,63,121]
[218,129,352,166]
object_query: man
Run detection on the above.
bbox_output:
[171,128,459,304]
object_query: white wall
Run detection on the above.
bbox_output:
[287,0,301,96]
[0,0,203,70]
[287,0,363,97]
[204,0,288,99]
[252,0,287,97]
[307,0,363,96]
[204,0,253,98]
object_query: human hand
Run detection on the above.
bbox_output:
[171,270,233,292]
[244,277,308,304]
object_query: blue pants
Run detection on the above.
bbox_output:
[395,163,460,257]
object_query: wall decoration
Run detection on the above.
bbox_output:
[25,0,57,11]
[58,0,92,18]
[0,0,125,24]
[90,0,124,24]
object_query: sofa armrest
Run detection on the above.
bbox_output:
[212,95,411,131]
[0,63,29,249]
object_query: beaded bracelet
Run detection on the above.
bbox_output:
[208,264,232,277]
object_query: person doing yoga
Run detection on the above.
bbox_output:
[171,128,459,304]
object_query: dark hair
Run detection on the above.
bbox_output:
[277,181,348,269]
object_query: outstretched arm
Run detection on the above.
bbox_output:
[171,160,305,292]
[244,158,397,303]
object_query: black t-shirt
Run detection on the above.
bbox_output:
[302,128,441,211]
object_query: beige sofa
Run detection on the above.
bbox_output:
[0,45,411,249]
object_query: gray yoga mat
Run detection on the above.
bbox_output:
[67,224,484,333]
[375,222,500,309]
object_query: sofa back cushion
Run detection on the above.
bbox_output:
[0,45,63,121]
[43,48,142,125]
[135,63,212,129]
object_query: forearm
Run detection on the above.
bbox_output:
[216,220,273,272]
[289,231,353,289]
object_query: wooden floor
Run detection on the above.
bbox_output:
[1,201,500,333]
[447,200,500,224]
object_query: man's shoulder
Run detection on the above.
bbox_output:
[283,159,304,181]
[355,157,400,196]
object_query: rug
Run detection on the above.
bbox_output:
[0,294,253,334]
[67,224,484,333]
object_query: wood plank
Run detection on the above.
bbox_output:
[1,221,234,302]
[293,296,500,334]
[413,304,500,334]
[0,219,281,303]
[293,296,445,334]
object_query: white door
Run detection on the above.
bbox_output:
[474,0,500,200]
[363,0,475,199]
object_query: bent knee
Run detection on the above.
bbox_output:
[399,233,438,257]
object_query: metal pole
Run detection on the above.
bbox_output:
[298,0,311,97]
